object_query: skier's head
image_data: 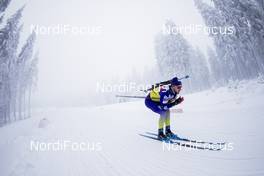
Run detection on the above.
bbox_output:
[171,77,182,94]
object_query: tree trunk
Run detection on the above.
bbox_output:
[28,87,32,118]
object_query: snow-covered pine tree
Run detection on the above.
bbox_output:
[25,52,38,118]
[195,0,264,85]
[155,20,192,91]
[154,19,211,92]
[194,0,235,82]
[189,47,211,91]
[17,32,36,119]
[0,7,23,123]
[213,0,264,78]
[0,0,11,24]
[207,47,223,86]
[0,2,38,124]
[0,0,11,16]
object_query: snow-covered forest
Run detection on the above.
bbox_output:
[0,0,38,125]
[196,0,264,84]
[109,0,264,104]
[153,0,264,93]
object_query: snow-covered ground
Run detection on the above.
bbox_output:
[1,79,264,176]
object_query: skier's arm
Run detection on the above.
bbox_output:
[159,93,184,110]
[159,92,176,110]
[173,96,184,105]
[166,97,184,107]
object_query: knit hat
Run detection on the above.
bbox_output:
[171,77,182,86]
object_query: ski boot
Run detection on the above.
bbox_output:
[158,129,167,141]
[165,126,177,139]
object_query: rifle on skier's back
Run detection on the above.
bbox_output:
[141,75,190,93]
[115,75,190,99]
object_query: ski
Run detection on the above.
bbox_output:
[139,134,222,151]
[139,134,173,143]
[145,132,226,146]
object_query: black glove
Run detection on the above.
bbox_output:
[173,96,184,105]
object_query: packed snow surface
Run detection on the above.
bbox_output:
[1,79,264,176]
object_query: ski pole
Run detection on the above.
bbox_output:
[116,95,146,99]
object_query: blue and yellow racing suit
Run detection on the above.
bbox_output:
[145,86,178,130]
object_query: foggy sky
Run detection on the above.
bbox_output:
[5,0,213,107]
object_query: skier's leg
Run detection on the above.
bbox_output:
[158,117,165,133]
[145,98,167,139]
[165,110,170,131]
[165,110,175,137]
[158,113,167,139]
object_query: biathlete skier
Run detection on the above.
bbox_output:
[145,77,184,140]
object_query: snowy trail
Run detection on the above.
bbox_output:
[1,81,264,176]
